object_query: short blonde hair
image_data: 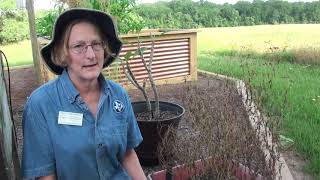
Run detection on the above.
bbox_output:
[51,18,112,67]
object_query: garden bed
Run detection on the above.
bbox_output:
[129,73,276,179]
[7,67,294,179]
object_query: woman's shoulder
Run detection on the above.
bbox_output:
[105,79,127,94]
[26,79,58,107]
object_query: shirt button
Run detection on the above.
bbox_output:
[98,143,103,147]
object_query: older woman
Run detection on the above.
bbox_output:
[22,8,146,180]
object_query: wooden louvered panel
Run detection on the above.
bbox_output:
[105,62,189,80]
[124,53,189,63]
[119,46,189,58]
[123,69,190,81]
[126,56,189,65]
[120,43,189,54]
[107,37,191,86]
[118,72,190,84]
[130,64,189,75]
[132,70,190,82]
[119,39,189,55]
[129,62,189,76]
[105,56,189,72]
[121,39,189,49]
[105,64,190,81]
[128,60,189,69]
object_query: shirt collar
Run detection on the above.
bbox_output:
[59,69,110,103]
[98,73,110,96]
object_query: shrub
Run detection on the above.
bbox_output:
[36,11,60,38]
[35,4,65,38]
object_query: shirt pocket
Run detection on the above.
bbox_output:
[100,123,128,161]
[109,123,127,136]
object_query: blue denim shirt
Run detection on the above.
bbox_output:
[22,70,143,180]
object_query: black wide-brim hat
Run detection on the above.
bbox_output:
[41,8,122,75]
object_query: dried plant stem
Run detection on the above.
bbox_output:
[122,59,152,119]
[121,34,161,120]
[138,35,159,118]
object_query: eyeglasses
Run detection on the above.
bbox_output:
[69,41,105,54]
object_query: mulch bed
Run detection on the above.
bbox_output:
[6,67,270,179]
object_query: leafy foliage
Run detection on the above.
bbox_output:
[0,10,29,44]
[135,0,320,29]
[0,0,16,10]
[0,0,28,44]
[55,0,144,34]
[35,3,65,38]
[105,0,144,33]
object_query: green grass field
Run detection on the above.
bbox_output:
[197,24,320,178]
[0,40,33,67]
[198,24,320,52]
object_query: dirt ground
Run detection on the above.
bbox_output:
[3,66,314,179]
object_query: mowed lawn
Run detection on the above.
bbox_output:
[0,40,33,67]
[197,24,320,178]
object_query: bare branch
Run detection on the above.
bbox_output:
[138,35,160,118]
[121,55,153,119]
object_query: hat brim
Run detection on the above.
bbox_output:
[41,8,122,75]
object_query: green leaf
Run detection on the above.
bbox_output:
[138,47,147,55]
[280,135,294,149]
[124,51,134,61]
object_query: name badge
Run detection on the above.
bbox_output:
[58,111,83,126]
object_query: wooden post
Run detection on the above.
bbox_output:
[25,0,42,84]
[0,54,21,180]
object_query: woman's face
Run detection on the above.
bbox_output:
[66,22,105,83]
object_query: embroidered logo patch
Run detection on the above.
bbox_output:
[113,100,125,113]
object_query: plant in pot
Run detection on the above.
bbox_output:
[120,35,185,166]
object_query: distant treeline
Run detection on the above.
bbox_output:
[135,0,320,29]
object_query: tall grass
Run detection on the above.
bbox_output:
[198,24,320,65]
[197,24,320,178]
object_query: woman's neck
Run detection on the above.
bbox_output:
[68,72,100,95]
[74,78,100,96]
[68,74,101,117]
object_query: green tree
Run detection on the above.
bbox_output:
[291,2,306,23]
[56,0,144,34]
[135,0,320,29]
[305,1,320,23]
[0,0,16,10]
[219,4,240,26]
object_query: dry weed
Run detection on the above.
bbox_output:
[157,73,283,179]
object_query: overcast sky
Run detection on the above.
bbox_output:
[34,0,319,10]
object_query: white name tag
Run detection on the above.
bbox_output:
[58,111,83,126]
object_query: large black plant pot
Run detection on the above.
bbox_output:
[132,101,185,166]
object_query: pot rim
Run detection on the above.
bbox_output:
[132,101,185,122]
